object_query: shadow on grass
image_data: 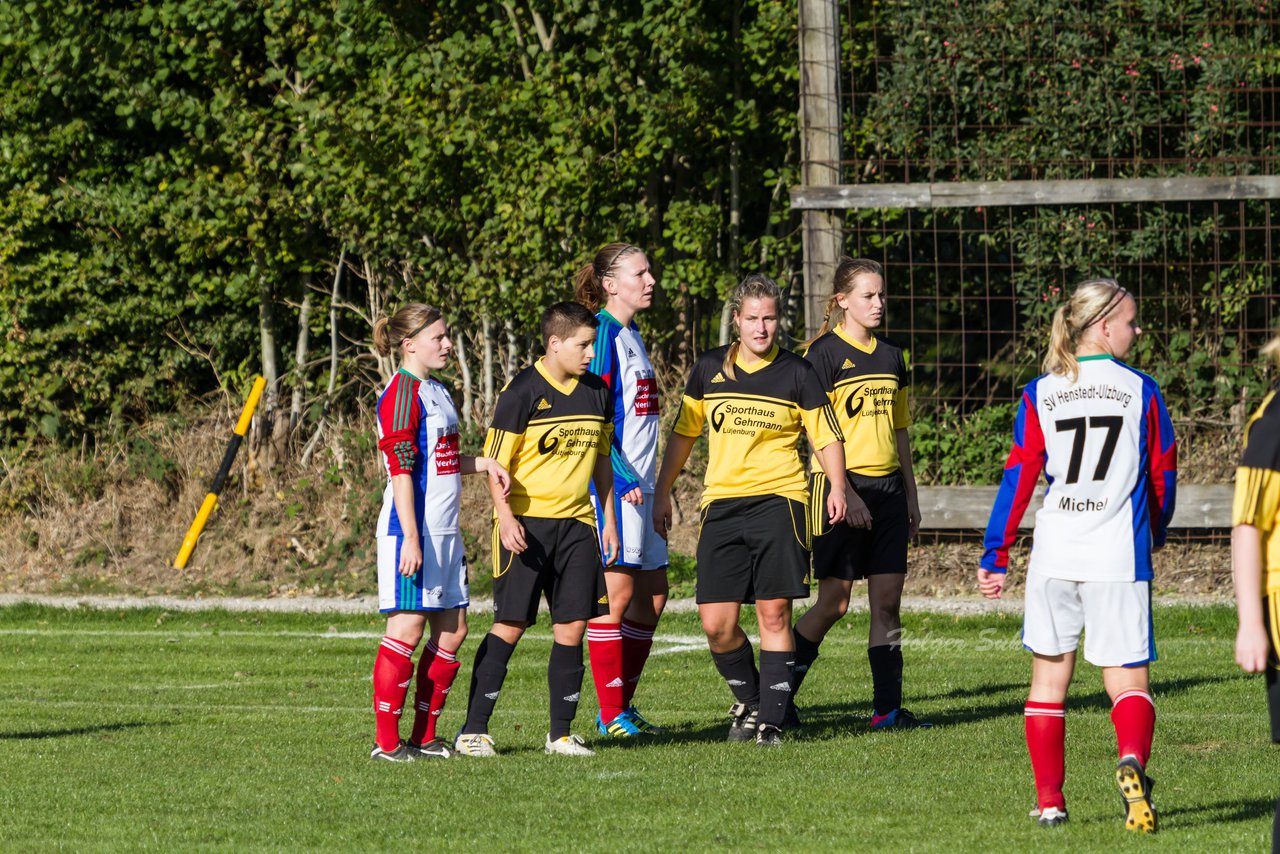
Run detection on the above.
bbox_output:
[0,721,170,740]
[786,672,1243,737]
[1161,796,1277,827]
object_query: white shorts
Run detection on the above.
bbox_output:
[594,492,669,571]
[377,533,469,613]
[1021,573,1155,667]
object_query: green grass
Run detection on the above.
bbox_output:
[0,604,1274,851]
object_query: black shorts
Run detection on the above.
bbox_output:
[695,495,810,604]
[810,470,909,580]
[492,516,608,626]
[1266,592,1280,743]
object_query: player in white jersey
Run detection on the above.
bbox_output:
[574,243,668,737]
[979,279,1176,832]
[368,303,509,762]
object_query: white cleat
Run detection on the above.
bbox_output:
[544,733,595,756]
[453,732,497,757]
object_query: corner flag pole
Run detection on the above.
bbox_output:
[173,376,267,569]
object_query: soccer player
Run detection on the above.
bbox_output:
[653,274,849,746]
[574,243,668,737]
[979,278,1176,831]
[789,257,930,730]
[454,301,620,757]
[1230,332,1280,854]
[369,303,510,762]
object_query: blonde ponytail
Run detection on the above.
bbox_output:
[1041,277,1129,382]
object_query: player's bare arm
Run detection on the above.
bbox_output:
[653,432,697,541]
[812,441,851,526]
[462,455,511,496]
[1231,523,1271,673]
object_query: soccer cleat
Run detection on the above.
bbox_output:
[545,733,596,756]
[1115,755,1157,833]
[1036,806,1069,828]
[727,702,759,742]
[624,706,665,734]
[405,738,452,759]
[755,724,783,747]
[597,711,644,738]
[369,742,414,762]
[453,732,497,757]
[870,707,934,730]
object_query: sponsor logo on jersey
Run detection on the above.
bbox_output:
[536,397,553,411]
[434,431,461,475]
[841,358,855,369]
[711,372,726,383]
[710,401,785,434]
[634,376,659,417]
[537,424,603,456]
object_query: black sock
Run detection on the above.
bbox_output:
[463,634,516,734]
[1267,662,1280,743]
[711,639,760,705]
[868,643,904,717]
[548,642,585,739]
[758,649,795,729]
[791,630,822,697]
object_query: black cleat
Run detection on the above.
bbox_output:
[727,702,759,742]
[1035,806,1069,828]
[755,724,783,747]
[1115,755,1157,833]
[870,707,934,730]
[370,742,414,762]
[405,738,452,759]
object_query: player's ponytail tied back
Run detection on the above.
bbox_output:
[1042,277,1126,382]
[723,273,783,381]
[1261,331,1280,368]
[800,256,884,351]
[374,303,442,358]
[575,242,642,314]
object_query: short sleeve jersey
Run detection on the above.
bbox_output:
[589,309,660,494]
[981,355,1178,582]
[802,326,911,476]
[375,370,462,537]
[1232,387,1280,595]
[483,359,613,524]
[673,344,843,508]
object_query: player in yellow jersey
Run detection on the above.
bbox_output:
[789,258,930,730]
[653,274,849,746]
[1231,332,1280,853]
[454,301,620,758]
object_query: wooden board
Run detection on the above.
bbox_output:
[917,484,1232,530]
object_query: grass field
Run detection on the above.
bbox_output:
[0,603,1274,852]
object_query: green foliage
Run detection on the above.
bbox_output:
[911,402,1019,485]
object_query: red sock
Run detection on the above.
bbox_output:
[372,636,417,752]
[1025,701,1066,811]
[620,618,656,707]
[1111,689,1155,765]
[409,642,460,744]
[587,622,625,723]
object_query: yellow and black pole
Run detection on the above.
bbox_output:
[173,376,267,569]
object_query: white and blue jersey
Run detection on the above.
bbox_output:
[588,309,666,569]
[375,369,467,612]
[982,355,1177,583]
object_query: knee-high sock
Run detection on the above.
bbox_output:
[757,649,795,729]
[710,639,759,705]
[791,630,822,698]
[868,643,903,716]
[1111,689,1155,765]
[462,634,515,735]
[548,642,586,739]
[1025,701,1067,811]
[587,622,624,723]
[620,618,656,707]
[372,636,417,752]
[409,641,460,744]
